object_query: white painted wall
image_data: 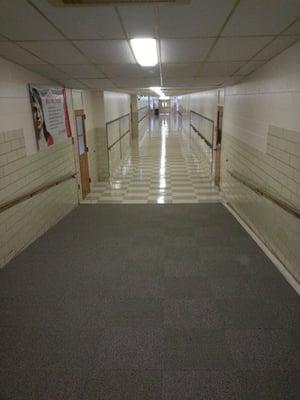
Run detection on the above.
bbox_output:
[224,41,300,152]
[104,91,131,175]
[0,57,55,155]
[104,91,130,123]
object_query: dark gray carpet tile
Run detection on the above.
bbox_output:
[226,328,300,371]
[1,365,87,400]
[80,275,164,299]
[211,274,299,302]
[32,366,86,400]
[0,326,33,372]
[164,299,226,330]
[163,245,202,264]
[163,369,244,400]
[95,327,164,369]
[164,277,213,299]
[83,369,163,400]
[0,365,35,400]
[217,298,300,329]
[28,326,97,370]
[238,369,300,400]
[163,328,236,370]
[0,203,299,399]
[94,298,164,328]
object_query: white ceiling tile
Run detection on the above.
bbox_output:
[119,6,155,38]
[31,0,124,40]
[59,79,88,89]
[208,37,271,61]
[114,77,160,88]
[223,0,300,36]
[223,76,244,86]
[99,63,159,78]
[234,61,265,76]
[24,64,70,81]
[159,0,235,37]
[253,36,299,61]
[161,38,215,63]
[80,79,116,89]
[74,40,135,64]
[0,0,63,40]
[163,78,194,87]
[197,61,244,76]
[57,64,105,78]
[194,77,226,86]
[283,19,300,35]
[18,41,88,64]
[0,42,44,65]
[162,63,201,78]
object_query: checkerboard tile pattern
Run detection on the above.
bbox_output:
[82,114,220,204]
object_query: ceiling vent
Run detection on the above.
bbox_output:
[48,0,191,6]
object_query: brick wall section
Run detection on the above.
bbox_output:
[221,126,300,281]
[0,129,78,268]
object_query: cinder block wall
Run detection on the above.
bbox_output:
[178,42,300,283]
[221,42,300,282]
[0,58,78,268]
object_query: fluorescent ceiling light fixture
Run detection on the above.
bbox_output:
[130,38,158,67]
[150,87,164,96]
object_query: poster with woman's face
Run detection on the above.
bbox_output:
[29,84,72,151]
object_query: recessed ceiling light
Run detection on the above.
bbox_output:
[130,38,158,67]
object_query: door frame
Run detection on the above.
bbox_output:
[75,109,90,199]
[214,105,223,188]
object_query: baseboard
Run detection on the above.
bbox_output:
[223,200,300,295]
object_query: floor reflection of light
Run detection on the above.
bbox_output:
[159,118,168,189]
[157,196,165,204]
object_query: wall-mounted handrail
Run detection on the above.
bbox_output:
[137,106,149,123]
[107,129,130,151]
[0,173,77,214]
[106,113,130,127]
[190,123,213,149]
[138,113,149,123]
[137,105,148,112]
[190,110,214,124]
[189,110,215,174]
[227,169,300,219]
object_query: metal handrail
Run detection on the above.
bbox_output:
[137,105,148,112]
[0,173,77,214]
[107,129,130,151]
[189,110,215,174]
[228,170,300,219]
[190,123,213,149]
[138,113,149,123]
[106,113,130,127]
[190,110,214,124]
[138,106,149,123]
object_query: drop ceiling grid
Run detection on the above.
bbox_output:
[0,0,298,93]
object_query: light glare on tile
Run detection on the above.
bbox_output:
[130,38,158,67]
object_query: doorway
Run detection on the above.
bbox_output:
[159,99,171,113]
[214,106,223,187]
[75,109,90,199]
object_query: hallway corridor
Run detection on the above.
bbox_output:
[83,114,219,204]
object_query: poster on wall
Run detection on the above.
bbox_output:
[29,84,72,151]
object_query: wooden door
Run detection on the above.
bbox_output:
[214,106,223,188]
[75,110,90,199]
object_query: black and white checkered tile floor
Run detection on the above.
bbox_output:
[83,114,220,204]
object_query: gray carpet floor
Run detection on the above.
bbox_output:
[0,204,299,399]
